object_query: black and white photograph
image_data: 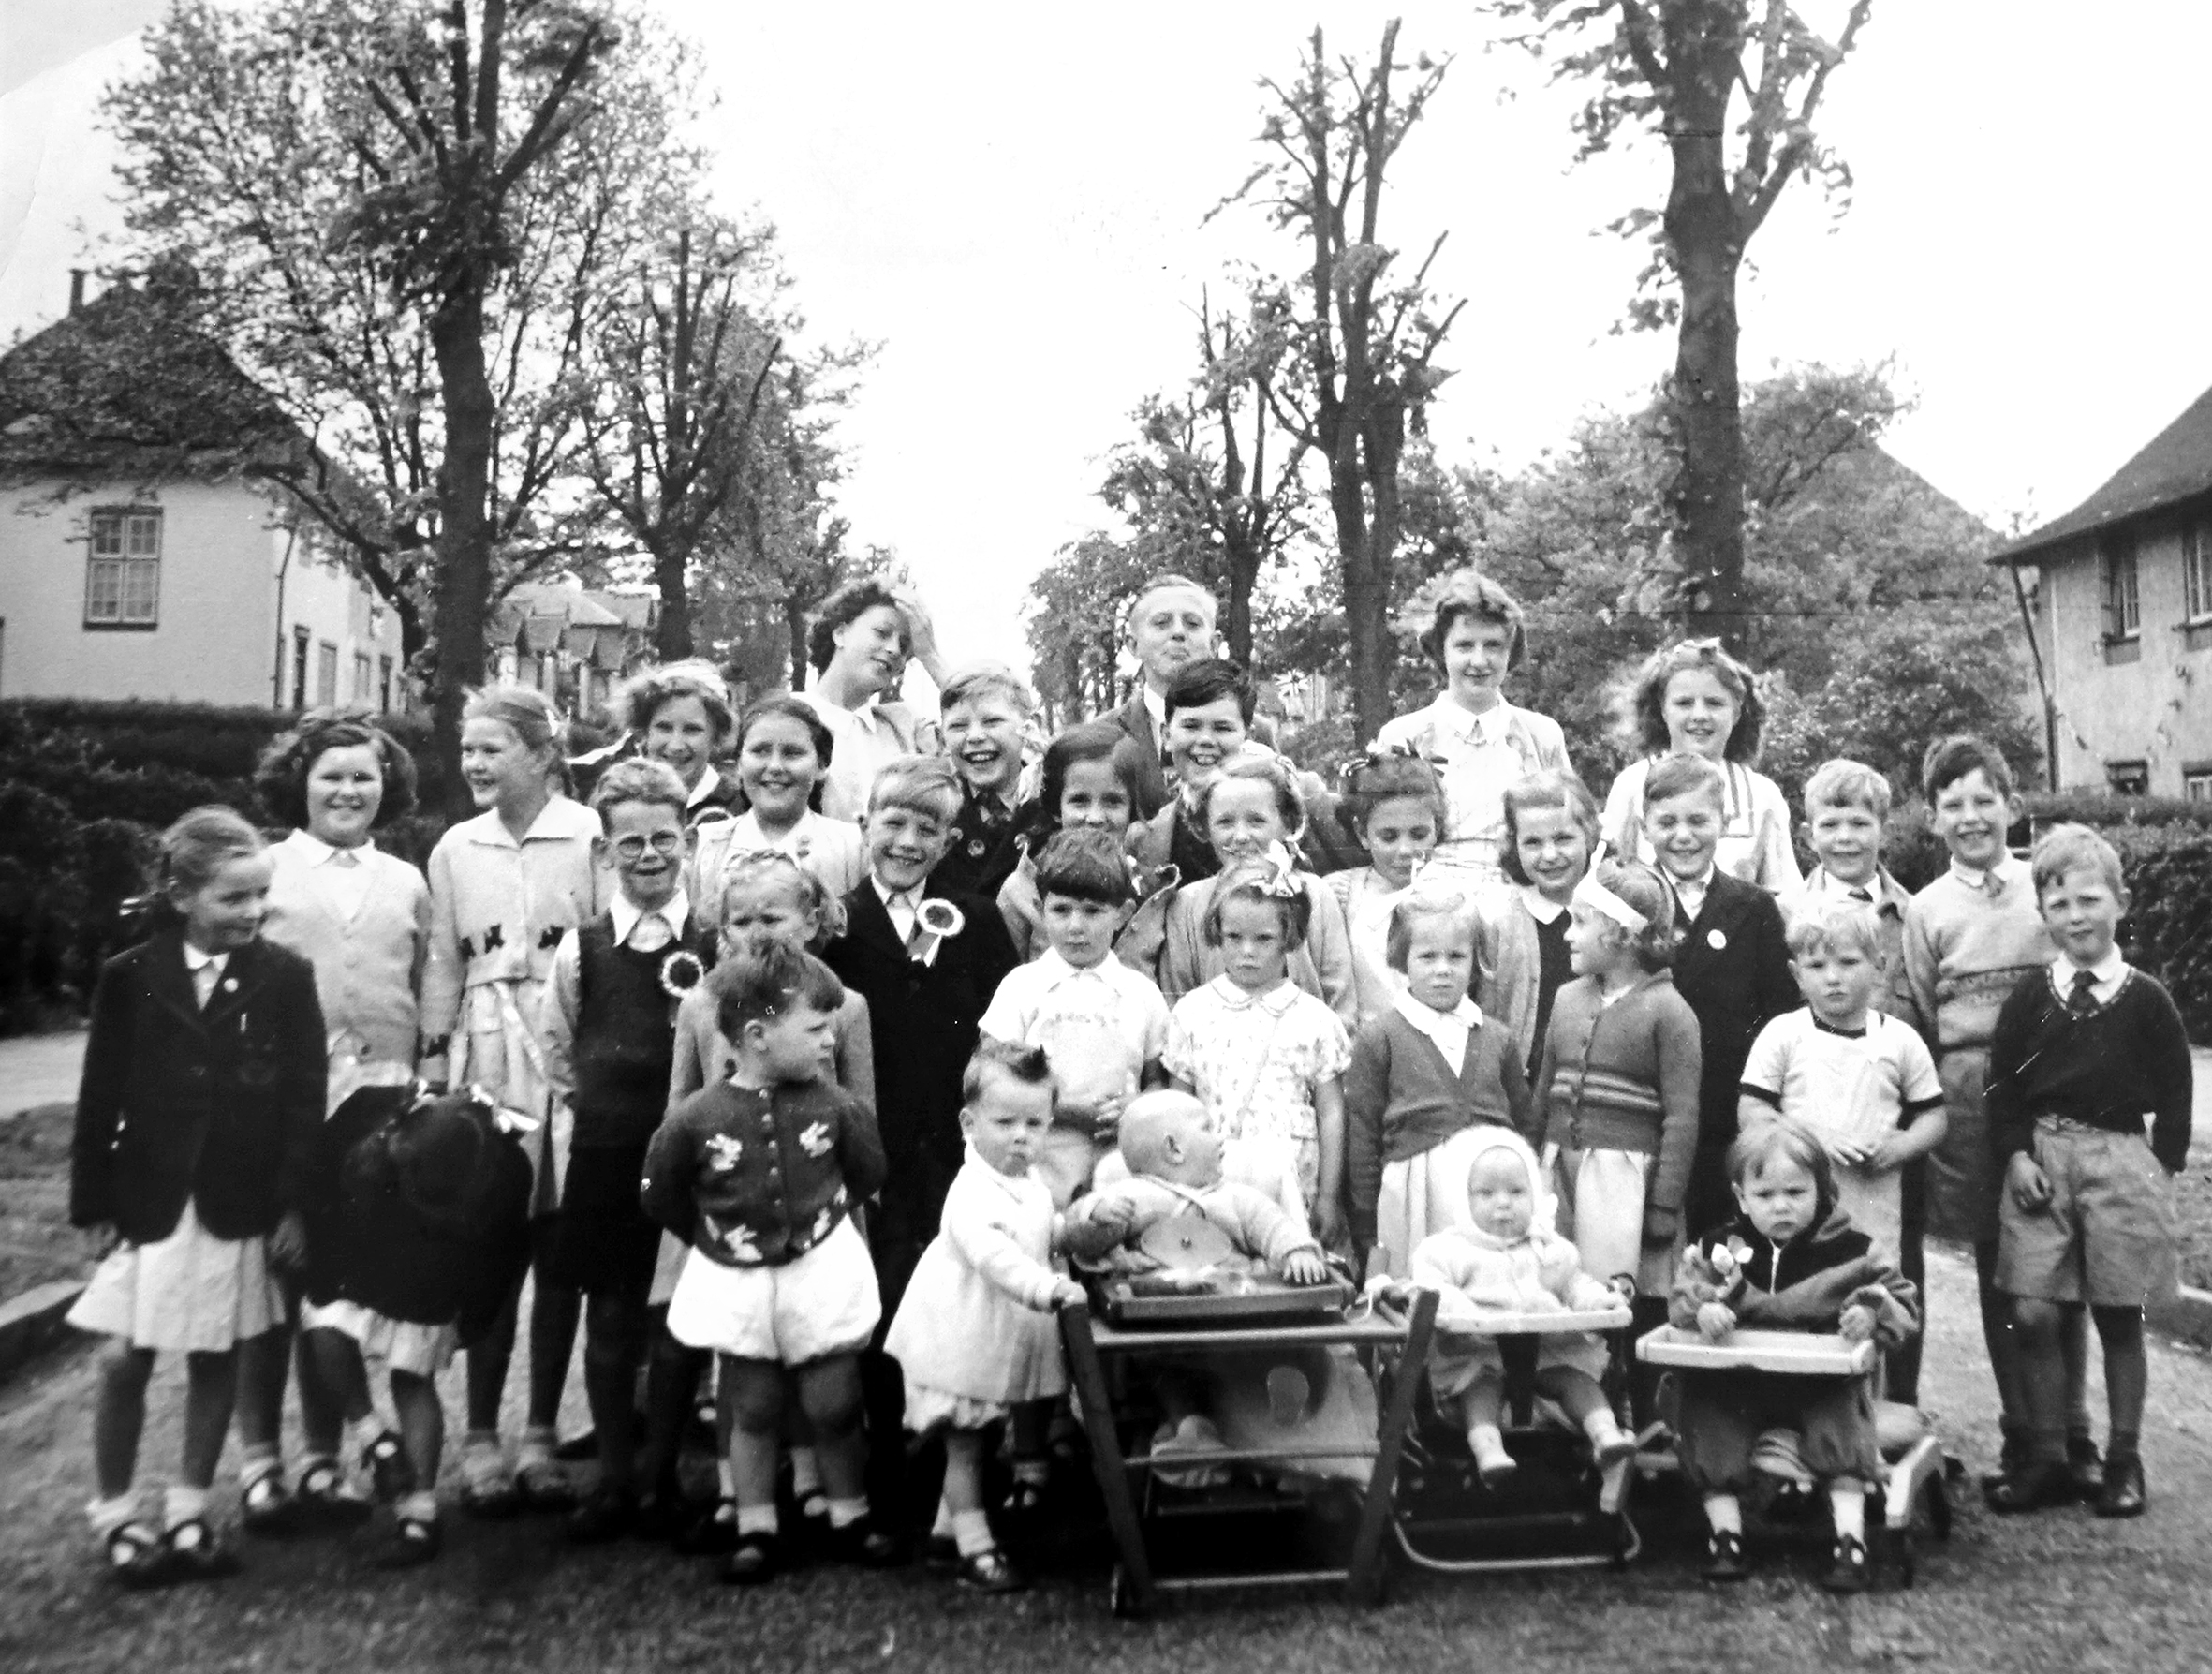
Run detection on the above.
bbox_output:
[2,3,2209,1668]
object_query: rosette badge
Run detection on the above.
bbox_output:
[659,949,706,1000]
[910,898,965,966]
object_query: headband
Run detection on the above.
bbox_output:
[1572,869,1651,935]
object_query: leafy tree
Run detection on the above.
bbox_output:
[574,214,785,661]
[107,0,656,810]
[1025,533,1154,728]
[1100,287,1314,666]
[1217,22,1463,743]
[1496,0,1874,652]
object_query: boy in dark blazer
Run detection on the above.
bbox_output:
[823,754,1019,1531]
[1641,755,1796,1232]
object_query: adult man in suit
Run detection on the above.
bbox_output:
[1107,574,1219,821]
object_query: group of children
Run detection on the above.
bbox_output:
[64,568,2193,1602]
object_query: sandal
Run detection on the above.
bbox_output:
[512,1458,574,1512]
[362,1430,416,1502]
[161,1518,241,1582]
[956,1547,1028,1593]
[461,1476,521,1520]
[296,1459,373,1526]
[103,1519,170,1590]
[720,1530,780,1585]
[240,1470,298,1537]
[1001,1477,1049,1518]
[372,1513,443,1571]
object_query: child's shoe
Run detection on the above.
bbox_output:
[1002,1476,1050,1518]
[370,1511,443,1570]
[100,1519,169,1590]
[1585,1415,1637,1471]
[675,1498,739,1555]
[956,1547,1029,1593]
[1467,1426,1517,1489]
[2094,1454,2146,1518]
[239,1468,298,1537]
[823,1514,905,1568]
[1821,1533,1870,1594]
[362,1429,415,1502]
[460,1436,519,1520]
[565,1484,636,1544]
[295,1458,373,1529]
[922,1534,961,1573]
[1701,1529,1748,1582]
[512,1433,574,1511]
[720,1531,780,1585]
[2066,1431,2105,1501]
[1983,1459,2073,1514]
[161,1518,241,1583]
[1150,1415,1231,1489]
[631,1484,692,1542]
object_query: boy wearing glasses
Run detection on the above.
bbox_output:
[538,760,715,1539]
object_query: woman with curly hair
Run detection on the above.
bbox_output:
[1373,570,1569,892]
[795,579,947,822]
[247,710,443,1563]
[1600,638,1800,892]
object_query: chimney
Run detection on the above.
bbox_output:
[68,270,85,315]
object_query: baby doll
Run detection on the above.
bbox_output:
[1669,1116,1919,1593]
[1408,1128,1634,1487]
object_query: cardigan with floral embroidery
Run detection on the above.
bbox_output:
[641,1076,886,1267]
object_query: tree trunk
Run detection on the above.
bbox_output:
[1664,15,1749,651]
[428,281,497,819]
[651,536,693,660]
[785,598,809,692]
[1221,535,1257,669]
[1325,433,1393,744]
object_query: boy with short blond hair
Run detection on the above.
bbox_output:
[931,661,1037,902]
[1787,758,1914,1017]
[1981,825,2190,1518]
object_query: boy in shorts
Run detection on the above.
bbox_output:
[1982,825,2191,1518]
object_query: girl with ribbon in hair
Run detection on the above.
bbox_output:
[1530,858,1703,1418]
[419,686,606,1517]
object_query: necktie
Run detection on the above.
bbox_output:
[2067,970,2100,1016]
[1848,887,1872,903]
[333,849,361,868]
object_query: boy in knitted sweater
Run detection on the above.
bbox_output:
[1899,736,2089,1488]
[1981,826,2191,1519]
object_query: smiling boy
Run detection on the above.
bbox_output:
[929,662,1036,903]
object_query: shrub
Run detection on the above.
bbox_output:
[2024,792,2212,831]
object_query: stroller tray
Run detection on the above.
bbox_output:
[1432,1304,1631,1337]
[1095,1273,1356,1326]
[1636,1326,1874,1377]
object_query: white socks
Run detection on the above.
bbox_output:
[716,1459,737,1499]
[1830,1483,1866,1542]
[735,1503,777,1536]
[164,1484,209,1530]
[1704,1493,1743,1536]
[951,1509,995,1557]
[86,1492,138,1537]
[1467,1425,1516,1486]
[789,1446,823,1498]
[824,1496,868,1531]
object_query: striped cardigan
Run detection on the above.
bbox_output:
[1530,972,1703,1216]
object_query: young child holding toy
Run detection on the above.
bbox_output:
[640,938,896,1583]
[884,1044,1124,1593]
[69,807,326,1585]
[1478,770,1601,1082]
[1163,856,1355,1240]
[1671,1118,1919,1593]
[980,827,1170,1207]
[1344,890,1531,1280]
[1981,825,2192,1519]
[1408,1127,1635,1486]
[1738,898,1945,1263]
[1324,750,1448,1028]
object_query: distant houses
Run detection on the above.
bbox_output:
[1994,385,2212,798]
[0,276,656,716]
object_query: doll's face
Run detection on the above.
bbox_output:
[1467,1150,1534,1242]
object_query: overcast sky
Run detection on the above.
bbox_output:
[6,1,2210,674]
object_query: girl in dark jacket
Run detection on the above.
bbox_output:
[68,807,327,1585]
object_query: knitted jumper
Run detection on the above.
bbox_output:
[1900,858,2052,1055]
[1531,973,1703,1216]
[569,916,713,1150]
[1344,1007,1531,1244]
[1986,967,2194,1172]
[261,836,430,1068]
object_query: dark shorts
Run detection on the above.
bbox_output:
[538,1145,660,1295]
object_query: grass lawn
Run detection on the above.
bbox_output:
[0,1103,83,1300]
[2176,1126,2212,1292]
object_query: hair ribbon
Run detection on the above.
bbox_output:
[1572,870,1650,935]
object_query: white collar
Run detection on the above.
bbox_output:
[1394,990,1481,1038]
[1206,973,1299,1015]
[611,890,689,946]
[1669,865,1717,898]
[1033,946,1117,987]
[1430,693,1509,743]
[2054,947,2125,990]
[287,828,375,866]
[466,796,597,848]
[684,767,719,808]
[1947,853,2017,895]
[1518,883,1568,925]
[1806,865,1895,904]
[873,876,923,910]
[182,941,229,973]
[1141,684,1168,732]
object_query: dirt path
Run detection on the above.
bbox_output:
[0,1242,2206,1674]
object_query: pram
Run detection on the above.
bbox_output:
[1057,1272,1440,1617]
[1378,1295,1646,1577]
[1636,1326,1953,1585]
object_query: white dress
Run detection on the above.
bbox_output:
[882,1149,1068,1429]
[1162,976,1352,1211]
[69,1199,286,1354]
